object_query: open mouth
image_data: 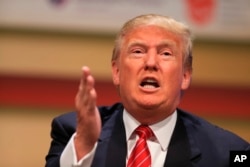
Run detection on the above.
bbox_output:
[140,78,159,89]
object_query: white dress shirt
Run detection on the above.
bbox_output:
[60,109,177,167]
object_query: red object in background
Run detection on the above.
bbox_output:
[186,0,216,25]
[0,74,250,119]
[0,74,120,109]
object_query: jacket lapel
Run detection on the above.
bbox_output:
[91,106,127,167]
[179,110,202,166]
[105,108,127,167]
[163,111,193,167]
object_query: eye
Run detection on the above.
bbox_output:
[160,51,172,56]
[129,47,146,58]
[132,48,144,54]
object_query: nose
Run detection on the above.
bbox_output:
[144,51,158,71]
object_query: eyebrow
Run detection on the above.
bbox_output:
[127,39,177,49]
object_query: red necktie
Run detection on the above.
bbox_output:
[127,125,153,167]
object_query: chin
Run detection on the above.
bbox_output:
[137,100,162,110]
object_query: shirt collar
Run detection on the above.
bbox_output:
[123,109,177,151]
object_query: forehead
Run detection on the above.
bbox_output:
[123,25,182,48]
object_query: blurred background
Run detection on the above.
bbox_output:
[0,0,249,166]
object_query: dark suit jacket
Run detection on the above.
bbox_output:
[45,103,250,167]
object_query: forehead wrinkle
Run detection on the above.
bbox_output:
[127,39,146,48]
[127,39,177,50]
[157,40,177,50]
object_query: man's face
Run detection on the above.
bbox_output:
[112,25,191,123]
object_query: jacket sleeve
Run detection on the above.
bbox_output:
[45,114,76,167]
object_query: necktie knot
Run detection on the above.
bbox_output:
[135,125,153,140]
[127,125,153,167]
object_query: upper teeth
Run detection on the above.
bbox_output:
[145,79,156,83]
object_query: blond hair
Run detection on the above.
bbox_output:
[112,14,193,70]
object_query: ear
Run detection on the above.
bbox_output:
[181,68,192,90]
[112,60,120,86]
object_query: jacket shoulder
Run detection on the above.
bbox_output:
[177,108,250,150]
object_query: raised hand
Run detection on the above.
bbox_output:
[74,66,101,160]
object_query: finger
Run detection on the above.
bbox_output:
[76,66,97,110]
[83,74,97,110]
[76,66,91,109]
[82,67,95,100]
[86,75,97,109]
[86,75,95,97]
[79,66,91,91]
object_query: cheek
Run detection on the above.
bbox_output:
[162,64,184,86]
[119,68,134,84]
[119,64,139,88]
[120,59,138,75]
